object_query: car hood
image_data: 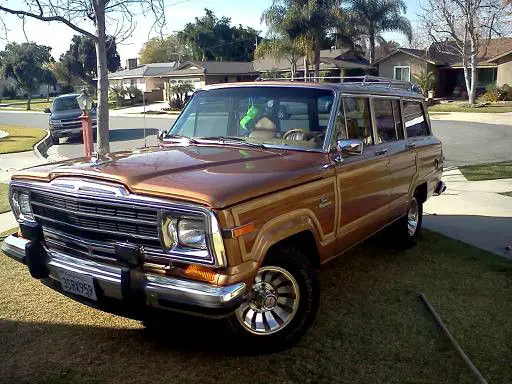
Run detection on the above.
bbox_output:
[12,144,333,208]
[51,109,96,119]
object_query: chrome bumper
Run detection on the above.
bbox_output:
[50,127,83,137]
[1,234,246,314]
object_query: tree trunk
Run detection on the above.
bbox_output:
[94,1,110,155]
[26,95,31,111]
[314,47,321,81]
[468,40,478,105]
[290,61,296,81]
[47,84,50,101]
[369,29,375,64]
[303,56,309,81]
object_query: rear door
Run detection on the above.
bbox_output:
[373,97,417,219]
[334,96,392,251]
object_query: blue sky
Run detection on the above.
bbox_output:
[0,0,421,62]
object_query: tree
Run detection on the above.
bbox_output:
[374,37,400,60]
[48,61,74,86]
[168,81,194,110]
[178,9,261,62]
[347,0,412,64]
[0,42,53,110]
[139,35,193,64]
[254,37,304,80]
[412,70,436,96]
[0,1,165,155]
[61,35,121,85]
[419,0,512,104]
[262,0,338,79]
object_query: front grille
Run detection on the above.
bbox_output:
[31,191,161,249]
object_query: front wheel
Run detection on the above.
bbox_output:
[228,246,319,350]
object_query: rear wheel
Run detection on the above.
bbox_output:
[228,246,319,350]
[393,196,423,248]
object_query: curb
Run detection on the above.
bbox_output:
[33,129,52,160]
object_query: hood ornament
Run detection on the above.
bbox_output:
[90,151,113,167]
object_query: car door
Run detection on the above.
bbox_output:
[373,97,417,220]
[334,96,392,252]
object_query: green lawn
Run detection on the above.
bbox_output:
[0,125,47,154]
[1,230,511,383]
[428,103,512,113]
[459,161,512,181]
[0,183,10,214]
[0,100,53,111]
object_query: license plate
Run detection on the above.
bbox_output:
[59,271,97,301]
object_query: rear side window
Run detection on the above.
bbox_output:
[403,101,429,137]
[343,97,373,145]
[392,100,404,139]
[373,99,397,143]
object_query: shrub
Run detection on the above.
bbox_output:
[125,86,143,104]
[60,84,74,94]
[109,84,126,108]
[481,85,505,102]
[168,97,185,110]
[412,71,436,97]
[501,84,512,101]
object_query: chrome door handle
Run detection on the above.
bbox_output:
[406,142,416,149]
[375,148,388,156]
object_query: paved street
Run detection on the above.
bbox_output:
[0,111,511,165]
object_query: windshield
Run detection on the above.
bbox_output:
[53,96,80,112]
[167,87,335,150]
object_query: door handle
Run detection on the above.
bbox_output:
[406,142,416,149]
[375,148,388,156]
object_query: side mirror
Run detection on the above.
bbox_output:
[337,139,364,156]
[157,130,166,142]
[43,108,51,114]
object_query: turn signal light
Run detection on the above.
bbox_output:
[184,264,218,283]
[232,223,256,238]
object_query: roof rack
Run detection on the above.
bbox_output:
[255,75,423,94]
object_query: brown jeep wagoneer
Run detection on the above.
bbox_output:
[2,77,445,348]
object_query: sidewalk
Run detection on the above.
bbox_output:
[429,111,512,126]
[424,168,512,258]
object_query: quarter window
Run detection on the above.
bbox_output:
[403,101,429,137]
[373,99,397,143]
[343,97,373,145]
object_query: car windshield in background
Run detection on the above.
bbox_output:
[53,97,80,111]
[168,87,335,150]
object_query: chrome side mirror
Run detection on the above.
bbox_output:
[337,139,364,156]
[157,130,165,142]
[43,108,51,114]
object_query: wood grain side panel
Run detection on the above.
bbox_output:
[231,178,337,262]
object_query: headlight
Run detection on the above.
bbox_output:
[10,189,35,222]
[177,218,206,249]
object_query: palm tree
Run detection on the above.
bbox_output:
[254,37,304,80]
[347,0,412,64]
[262,0,338,80]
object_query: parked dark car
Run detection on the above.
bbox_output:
[44,94,97,145]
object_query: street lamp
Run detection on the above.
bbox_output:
[77,88,94,157]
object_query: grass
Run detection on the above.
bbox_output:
[0,183,10,214]
[0,125,47,154]
[459,161,512,181]
[0,101,53,111]
[1,230,512,383]
[428,103,512,113]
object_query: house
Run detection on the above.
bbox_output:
[253,48,371,79]
[375,38,512,97]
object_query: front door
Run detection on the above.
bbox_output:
[334,96,391,251]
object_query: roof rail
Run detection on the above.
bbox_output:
[255,75,423,94]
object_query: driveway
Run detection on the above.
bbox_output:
[0,111,511,165]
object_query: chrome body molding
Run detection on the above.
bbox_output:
[10,178,227,267]
[1,234,246,310]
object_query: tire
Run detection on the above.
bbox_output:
[227,246,320,351]
[393,195,423,248]
[50,134,59,145]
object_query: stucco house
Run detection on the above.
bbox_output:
[375,38,512,97]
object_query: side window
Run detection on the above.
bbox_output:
[392,100,404,139]
[403,101,429,137]
[318,96,333,129]
[373,99,397,144]
[343,97,373,145]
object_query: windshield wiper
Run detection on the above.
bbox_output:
[164,134,199,144]
[198,136,266,149]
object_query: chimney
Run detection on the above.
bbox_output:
[126,58,138,70]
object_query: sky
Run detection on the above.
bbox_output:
[0,0,421,64]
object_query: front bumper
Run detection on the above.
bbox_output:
[50,127,83,137]
[1,233,246,319]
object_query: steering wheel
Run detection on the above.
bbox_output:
[282,129,308,141]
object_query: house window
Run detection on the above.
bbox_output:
[394,66,411,82]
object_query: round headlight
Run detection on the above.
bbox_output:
[177,218,206,249]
